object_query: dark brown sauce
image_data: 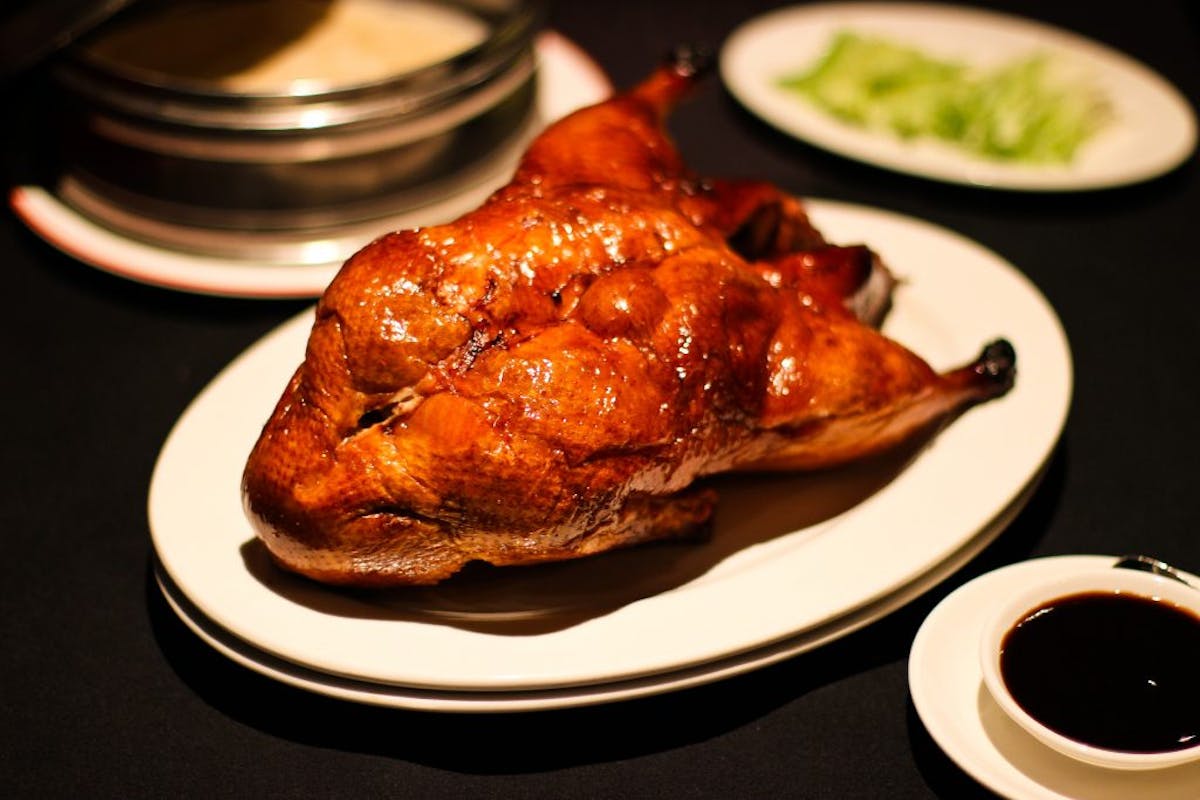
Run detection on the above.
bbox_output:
[1000,591,1200,753]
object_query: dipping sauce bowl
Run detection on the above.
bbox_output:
[979,564,1200,770]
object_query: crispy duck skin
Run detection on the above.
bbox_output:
[241,49,1016,586]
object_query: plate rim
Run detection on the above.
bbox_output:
[155,480,1028,713]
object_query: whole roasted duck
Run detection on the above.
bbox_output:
[242,49,1016,586]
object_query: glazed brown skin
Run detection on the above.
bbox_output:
[242,52,1016,586]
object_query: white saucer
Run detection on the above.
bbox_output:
[909,555,1200,799]
[8,31,612,298]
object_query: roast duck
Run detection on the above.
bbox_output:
[242,48,1016,587]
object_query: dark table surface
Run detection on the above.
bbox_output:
[3,1,1198,797]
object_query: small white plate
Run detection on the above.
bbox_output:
[8,32,612,298]
[149,200,1072,693]
[720,3,1197,191]
[910,556,1200,799]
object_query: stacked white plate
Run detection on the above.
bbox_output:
[149,200,1072,712]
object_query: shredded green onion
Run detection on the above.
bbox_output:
[778,31,1112,163]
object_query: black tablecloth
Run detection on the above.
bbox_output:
[3,1,1197,797]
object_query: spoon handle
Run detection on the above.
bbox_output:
[1113,554,1197,589]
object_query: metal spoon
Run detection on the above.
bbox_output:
[1113,554,1198,589]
